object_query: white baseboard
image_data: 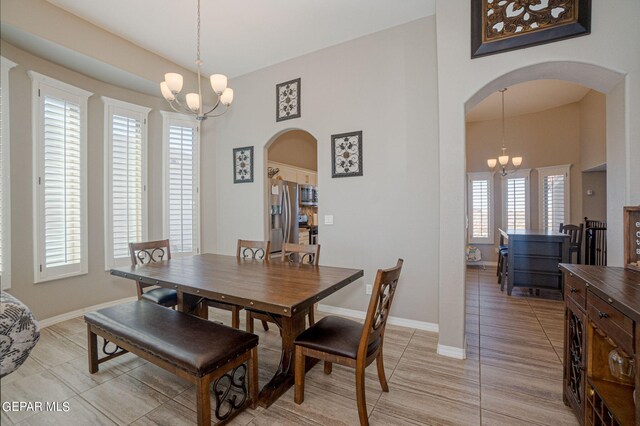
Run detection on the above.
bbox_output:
[317,304,439,333]
[38,296,138,329]
[437,343,466,360]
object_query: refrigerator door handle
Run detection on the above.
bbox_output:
[283,184,290,244]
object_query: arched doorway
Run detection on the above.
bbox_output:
[439,61,627,358]
[263,129,318,251]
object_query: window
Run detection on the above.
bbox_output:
[103,97,151,268]
[467,172,494,244]
[30,71,92,283]
[1,57,17,290]
[502,169,530,230]
[161,112,200,256]
[538,164,571,232]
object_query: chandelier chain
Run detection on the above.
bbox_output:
[196,0,201,63]
[500,88,506,147]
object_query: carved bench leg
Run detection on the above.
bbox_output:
[195,375,212,426]
[87,324,98,374]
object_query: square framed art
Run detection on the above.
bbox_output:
[276,78,301,121]
[331,131,363,178]
[233,146,254,183]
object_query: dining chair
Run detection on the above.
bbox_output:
[293,259,404,426]
[245,242,320,333]
[559,223,584,264]
[234,239,271,331]
[129,240,177,308]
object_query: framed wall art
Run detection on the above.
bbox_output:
[331,131,363,178]
[233,146,254,183]
[276,78,301,122]
[471,0,591,59]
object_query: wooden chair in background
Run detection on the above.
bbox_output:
[293,259,404,426]
[559,223,584,264]
[129,240,177,308]
[236,239,271,331]
[245,242,320,333]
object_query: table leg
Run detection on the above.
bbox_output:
[177,292,208,319]
[258,309,316,407]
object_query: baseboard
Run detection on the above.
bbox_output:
[437,343,466,360]
[317,304,439,333]
[38,296,138,328]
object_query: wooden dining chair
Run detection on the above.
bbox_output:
[293,259,404,426]
[245,242,320,333]
[559,223,584,264]
[235,239,271,331]
[129,240,177,308]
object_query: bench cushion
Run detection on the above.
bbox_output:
[85,301,258,377]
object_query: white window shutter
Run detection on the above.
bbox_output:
[30,71,92,283]
[502,170,530,231]
[538,165,571,231]
[162,112,199,257]
[467,172,494,244]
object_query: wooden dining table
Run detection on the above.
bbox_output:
[110,253,363,407]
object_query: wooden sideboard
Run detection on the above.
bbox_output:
[500,228,569,295]
[559,264,640,425]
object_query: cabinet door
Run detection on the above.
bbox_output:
[564,298,586,418]
[279,166,297,182]
[309,172,317,186]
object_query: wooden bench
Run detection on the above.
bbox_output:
[84,301,259,425]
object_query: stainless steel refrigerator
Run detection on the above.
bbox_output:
[269,179,299,253]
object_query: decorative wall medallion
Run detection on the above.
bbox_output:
[233,146,254,183]
[331,131,363,178]
[471,0,591,58]
[276,78,301,122]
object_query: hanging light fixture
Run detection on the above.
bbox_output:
[487,88,522,176]
[160,0,233,120]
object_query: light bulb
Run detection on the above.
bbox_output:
[165,73,183,93]
[220,88,234,106]
[210,74,228,95]
[487,158,497,169]
[160,82,175,101]
[185,93,200,112]
[512,157,522,167]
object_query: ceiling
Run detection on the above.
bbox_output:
[466,80,591,122]
[45,0,436,78]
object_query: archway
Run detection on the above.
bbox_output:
[439,60,627,358]
[262,128,319,248]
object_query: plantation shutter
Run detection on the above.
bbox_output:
[0,66,5,284]
[168,124,197,255]
[43,95,83,268]
[538,165,570,232]
[111,114,144,259]
[471,180,489,238]
[505,177,527,230]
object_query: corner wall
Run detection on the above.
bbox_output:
[436,0,640,352]
[205,17,440,324]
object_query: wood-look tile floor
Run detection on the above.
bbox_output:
[1,268,578,425]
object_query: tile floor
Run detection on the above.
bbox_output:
[1,267,579,425]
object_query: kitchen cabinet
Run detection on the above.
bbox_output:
[268,161,317,185]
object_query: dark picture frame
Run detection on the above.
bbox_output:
[331,131,363,178]
[233,146,254,183]
[276,78,301,122]
[471,0,591,59]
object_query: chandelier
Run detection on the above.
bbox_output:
[160,0,233,121]
[487,88,522,176]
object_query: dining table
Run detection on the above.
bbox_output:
[110,253,363,407]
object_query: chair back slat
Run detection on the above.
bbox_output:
[359,259,404,358]
[129,240,171,265]
[236,240,271,260]
[281,243,320,265]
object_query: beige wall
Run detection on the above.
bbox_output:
[207,17,440,325]
[2,41,175,320]
[466,103,583,261]
[579,90,606,170]
[582,171,607,221]
[267,130,317,171]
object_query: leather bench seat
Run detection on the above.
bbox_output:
[85,301,258,377]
